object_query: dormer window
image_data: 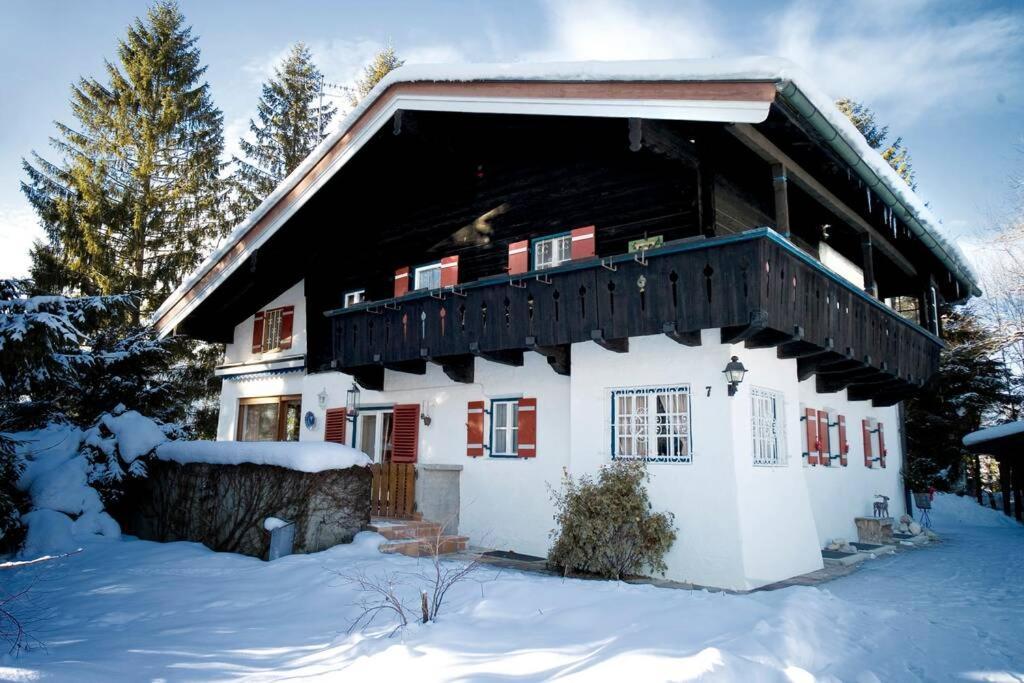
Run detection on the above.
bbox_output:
[414,262,442,290]
[344,290,366,308]
[534,233,572,270]
[251,306,294,354]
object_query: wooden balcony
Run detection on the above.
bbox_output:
[326,229,941,406]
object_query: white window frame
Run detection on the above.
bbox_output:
[751,387,786,466]
[261,307,283,353]
[413,263,442,290]
[534,233,572,270]
[491,399,519,457]
[344,290,366,308]
[610,385,692,463]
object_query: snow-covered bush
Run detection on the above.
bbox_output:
[548,460,676,580]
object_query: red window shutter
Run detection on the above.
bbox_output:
[570,225,596,260]
[278,306,295,350]
[467,401,485,457]
[804,407,819,465]
[838,414,848,467]
[817,410,831,466]
[508,240,529,275]
[878,423,887,468]
[518,398,537,458]
[251,311,265,353]
[440,255,460,287]
[863,419,874,467]
[324,408,348,445]
[391,403,419,463]
[394,267,410,298]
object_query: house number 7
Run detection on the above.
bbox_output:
[705,385,712,397]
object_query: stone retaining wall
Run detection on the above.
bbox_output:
[123,460,371,559]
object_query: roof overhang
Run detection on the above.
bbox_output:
[963,422,1024,460]
[152,57,979,337]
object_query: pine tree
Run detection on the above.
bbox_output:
[348,46,404,106]
[904,308,1012,491]
[836,98,916,189]
[21,1,224,322]
[229,43,336,220]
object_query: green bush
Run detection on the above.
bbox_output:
[548,459,676,580]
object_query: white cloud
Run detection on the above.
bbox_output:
[532,0,1023,121]
[0,203,42,279]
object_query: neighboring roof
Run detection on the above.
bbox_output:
[152,57,980,335]
[963,422,1024,459]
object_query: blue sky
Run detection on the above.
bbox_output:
[1,0,1021,278]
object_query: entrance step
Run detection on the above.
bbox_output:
[368,517,467,557]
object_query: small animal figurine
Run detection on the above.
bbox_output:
[873,494,890,518]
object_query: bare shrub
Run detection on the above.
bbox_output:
[548,459,676,580]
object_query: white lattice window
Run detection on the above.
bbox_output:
[751,387,786,466]
[611,385,691,463]
[534,234,572,270]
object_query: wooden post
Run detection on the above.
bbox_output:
[999,456,1012,517]
[861,235,878,298]
[1012,460,1023,522]
[771,163,791,238]
[696,138,717,238]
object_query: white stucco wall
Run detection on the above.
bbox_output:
[223,280,307,365]
[798,378,905,547]
[301,354,571,557]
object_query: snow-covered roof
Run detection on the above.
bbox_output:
[963,421,1024,449]
[152,57,979,334]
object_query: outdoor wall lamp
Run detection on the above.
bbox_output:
[345,383,360,420]
[723,356,748,396]
[317,387,328,409]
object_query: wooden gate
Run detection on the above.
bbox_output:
[369,462,416,518]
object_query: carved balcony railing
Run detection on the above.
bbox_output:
[326,229,941,406]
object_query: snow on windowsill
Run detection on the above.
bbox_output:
[154,440,371,473]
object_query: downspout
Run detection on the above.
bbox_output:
[777,81,981,301]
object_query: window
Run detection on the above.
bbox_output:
[492,400,519,456]
[261,308,283,352]
[237,395,301,441]
[887,296,920,325]
[252,305,293,354]
[344,290,366,308]
[751,387,785,466]
[534,234,572,270]
[414,263,442,290]
[357,410,394,462]
[611,385,691,463]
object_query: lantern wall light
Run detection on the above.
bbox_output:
[723,356,748,397]
[345,384,361,421]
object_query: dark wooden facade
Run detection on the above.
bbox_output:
[327,230,938,406]
[175,103,957,402]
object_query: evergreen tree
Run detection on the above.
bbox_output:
[904,308,1012,491]
[348,46,404,105]
[229,43,336,220]
[21,1,224,322]
[836,98,916,189]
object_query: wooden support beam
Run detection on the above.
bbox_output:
[847,378,904,402]
[348,366,384,391]
[383,359,426,375]
[591,329,629,353]
[721,311,769,344]
[796,350,845,381]
[696,137,717,238]
[745,325,803,350]
[872,387,920,407]
[726,123,916,277]
[861,235,878,297]
[771,163,791,238]
[663,322,701,346]
[421,349,475,384]
[628,118,643,152]
[469,342,523,367]
[816,366,887,394]
[525,337,570,375]
[777,336,832,359]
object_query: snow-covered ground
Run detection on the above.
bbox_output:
[2,494,1022,682]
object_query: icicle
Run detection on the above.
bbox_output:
[866,188,872,213]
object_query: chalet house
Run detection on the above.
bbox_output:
[154,58,978,591]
